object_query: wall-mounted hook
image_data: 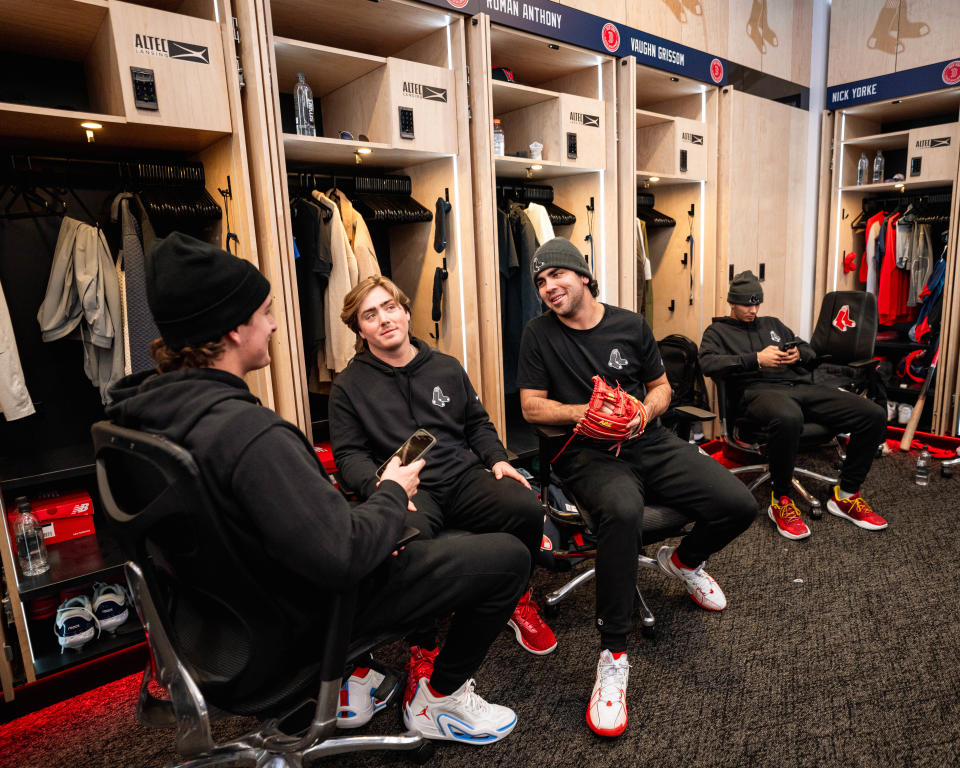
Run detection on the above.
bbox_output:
[667,299,675,312]
[681,252,688,266]
[688,203,695,217]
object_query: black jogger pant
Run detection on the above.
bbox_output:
[354,532,529,695]
[554,427,756,652]
[740,383,886,499]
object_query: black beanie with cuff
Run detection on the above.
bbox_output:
[727,270,764,305]
[530,237,593,282]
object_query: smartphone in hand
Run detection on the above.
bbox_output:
[779,339,801,352]
[376,429,437,478]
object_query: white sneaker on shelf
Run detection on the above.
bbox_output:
[55,596,100,652]
[336,666,393,729]
[586,649,630,737]
[403,677,516,744]
[91,582,130,632]
[657,546,727,611]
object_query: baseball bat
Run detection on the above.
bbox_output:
[900,347,940,451]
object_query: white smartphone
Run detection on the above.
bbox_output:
[376,429,437,478]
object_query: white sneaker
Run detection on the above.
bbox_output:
[586,650,630,737]
[657,546,727,611]
[336,667,394,729]
[54,596,100,652]
[403,677,517,744]
[91,582,130,632]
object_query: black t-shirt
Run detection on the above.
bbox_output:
[517,304,666,443]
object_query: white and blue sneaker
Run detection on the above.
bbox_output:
[92,582,130,632]
[403,677,516,744]
[336,666,395,729]
[55,596,100,653]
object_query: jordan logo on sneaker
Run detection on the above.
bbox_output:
[832,305,856,332]
[416,706,430,719]
[432,386,450,407]
[608,349,628,370]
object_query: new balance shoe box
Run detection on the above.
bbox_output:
[7,490,96,551]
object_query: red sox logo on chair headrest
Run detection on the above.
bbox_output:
[832,305,856,332]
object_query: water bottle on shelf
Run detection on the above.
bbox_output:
[915,448,931,486]
[13,496,49,577]
[294,72,316,137]
[872,149,885,183]
[857,152,869,185]
[493,118,505,156]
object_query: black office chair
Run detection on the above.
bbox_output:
[810,290,883,405]
[91,421,430,768]
[534,423,703,635]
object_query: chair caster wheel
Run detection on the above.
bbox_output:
[808,502,823,519]
[543,602,559,619]
[407,740,435,764]
[641,625,656,640]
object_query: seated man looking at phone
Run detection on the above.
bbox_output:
[107,233,528,745]
[330,276,557,711]
[700,270,888,541]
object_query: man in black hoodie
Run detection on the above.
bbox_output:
[700,270,887,541]
[107,232,528,745]
[330,276,558,709]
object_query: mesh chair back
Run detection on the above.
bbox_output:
[810,291,878,363]
[92,421,322,714]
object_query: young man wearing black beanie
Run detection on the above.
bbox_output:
[517,238,757,738]
[106,232,528,745]
[700,270,887,541]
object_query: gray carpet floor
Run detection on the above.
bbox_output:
[3,447,959,768]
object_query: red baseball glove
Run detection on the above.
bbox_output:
[553,376,647,461]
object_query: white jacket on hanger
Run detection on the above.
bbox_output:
[313,191,359,374]
[332,191,380,283]
[0,278,35,421]
[526,202,555,245]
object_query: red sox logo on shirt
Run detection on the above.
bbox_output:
[832,305,856,332]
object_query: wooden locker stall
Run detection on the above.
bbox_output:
[717,87,808,334]
[817,88,960,436]
[0,0,259,699]
[235,0,479,441]
[467,14,618,452]
[617,56,718,347]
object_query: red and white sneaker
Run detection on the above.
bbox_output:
[336,666,394,729]
[827,487,888,531]
[507,590,557,655]
[586,649,630,737]
[768,494,811,540]
[657,546,727,611]
[403,645,440,708]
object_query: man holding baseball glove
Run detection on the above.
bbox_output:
[700,270,887,542]
[518,238,756,738]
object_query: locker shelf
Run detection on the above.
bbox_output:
[492,81,557,114]
[495,155,596,179]
[282,134,452,168]
[839,178,955,192]
[273,38,386,98]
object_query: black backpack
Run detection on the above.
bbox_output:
[658,334,710,412]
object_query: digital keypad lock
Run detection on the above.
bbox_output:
[910,157,922,177]
[566,131,577,160]
[680,149,688,173]
[131,67,158,111]
[399,107,415,140]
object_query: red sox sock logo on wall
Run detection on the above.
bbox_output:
[832,305,856,332]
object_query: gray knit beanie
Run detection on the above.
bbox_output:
[530,237,593,282]
[727,270,763,305]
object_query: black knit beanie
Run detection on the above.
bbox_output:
[727,270,763,305]
[530,237,593,282]
[146,231,271,350]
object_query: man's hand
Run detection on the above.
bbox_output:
[379,456,424,502]
[492,461,531,489]
[757,345,788,369]
[781,345,801,365]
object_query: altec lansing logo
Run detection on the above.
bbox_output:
[916,137,951,148]
[402,82,447,102]
[833,305,856,332]
[134,34,209,64]
[682,132,704,145]
[943,60,960,86]
[601,23,620,53]
[570,112,600,127]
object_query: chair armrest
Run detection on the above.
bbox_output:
[673,405,715,422]
[848,358,879,370]
[534,424,568,439]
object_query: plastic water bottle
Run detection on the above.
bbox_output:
[294,73,316,136]
[872,149,885,183]
[915,448,931,486]
[493,118,505,156]
[857,152,869,185]
[13,496,49,576]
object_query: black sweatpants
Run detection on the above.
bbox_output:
[354,533,529,695]
[554,427,756,651]
[740,383,886,499]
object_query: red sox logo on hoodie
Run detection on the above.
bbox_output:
[832,305,856,332]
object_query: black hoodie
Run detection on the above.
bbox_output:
[106,367,408,598]
[329,338,508,500]
[699,315,816,396]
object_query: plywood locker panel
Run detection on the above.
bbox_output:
[828,0,899,87]
[760,0,813,86]
[726,0,763,72]
[894,0,960,73]
[560,93,605,169]
[109,1,232,132]
[625,0,683,45]
[681,0,729,60]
